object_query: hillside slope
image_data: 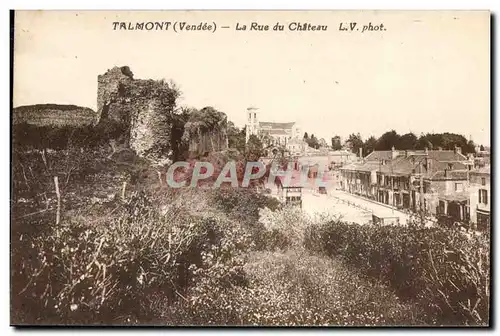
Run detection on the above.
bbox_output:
[13,104,97,127]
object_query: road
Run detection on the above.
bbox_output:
[301,189,374,224]
[267,182,411,225]
[325,189,410,225]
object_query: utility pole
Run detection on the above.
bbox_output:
[391,160,394,215]
[378,159,381,202]
[419,161,424,217]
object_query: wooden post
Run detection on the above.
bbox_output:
[41,149,48,170]
[121,181,127,200]
[54,176,61,225]
[157,170,163,185]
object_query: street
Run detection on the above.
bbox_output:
[302,189,409,225]
[267,182,411,225]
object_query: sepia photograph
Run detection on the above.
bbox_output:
[10,10,490,326]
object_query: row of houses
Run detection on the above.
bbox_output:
[339,147,490,230]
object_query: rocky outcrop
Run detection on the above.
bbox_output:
[97,66,177,160]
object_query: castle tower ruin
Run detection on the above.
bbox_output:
[96,66,178,160]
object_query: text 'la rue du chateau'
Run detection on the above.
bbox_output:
[112,21,329,32]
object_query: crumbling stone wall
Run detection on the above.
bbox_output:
[181,107,229,157]
[97,66,176,160]
[97,66,229,161]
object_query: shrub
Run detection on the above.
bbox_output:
[258,206,311,250]
[212,188,281,225]
[304,220,490,326]
[164,216,253,325]
[170,250,418,326]
[11,191,240,324]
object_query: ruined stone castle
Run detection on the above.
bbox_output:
[96,66,228,160]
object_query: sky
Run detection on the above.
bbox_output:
[13,10,490,145]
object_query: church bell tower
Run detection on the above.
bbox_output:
[245,107,259,143]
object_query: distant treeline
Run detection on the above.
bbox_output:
[330,130,477,155]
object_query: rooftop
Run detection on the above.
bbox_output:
[470,166,491,175]
[259,121,295,129]
[364,149,468,163]
[429,170,469,181]
[342,150,471,180]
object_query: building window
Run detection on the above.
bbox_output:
[482,177,486,186]
[479,189,488,205]
[455,183,463,192]
[248,113,251,122]
[254,112,256,119]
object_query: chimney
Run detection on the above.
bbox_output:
[391,146,398,159]
[359,147,363,158]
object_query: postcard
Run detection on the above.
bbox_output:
[11,10,490,326]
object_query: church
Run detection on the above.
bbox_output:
[245,106,301,147]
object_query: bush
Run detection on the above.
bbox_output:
[212,188,281,225]
[11,191,244,324]
[170,250,418,326]
[161,216,253,325]
[304,220,490,326]
[258,206,311,250]
[211,188,282,251]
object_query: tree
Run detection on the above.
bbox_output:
[258,131,273,147]
[480,145,485,151]
[466,140,476,154]
[346,133,364,155]
[399,132,418,150]
[246,134,264,161]
[227,122,246,153]
[331,135,342,150]
[303,132,309,140]
[363,136,377,156]
[375,130,400,150]
[306,134,320,149]
[415,132,474,153]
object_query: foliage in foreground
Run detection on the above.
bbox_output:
[12,185,419,326]
[304,219,490,326]
[11,142,490,326]
[11,190,250,324]
[162,250,419,326]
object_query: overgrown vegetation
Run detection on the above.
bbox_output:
[304,218,490,326]
[11,141,490,325]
